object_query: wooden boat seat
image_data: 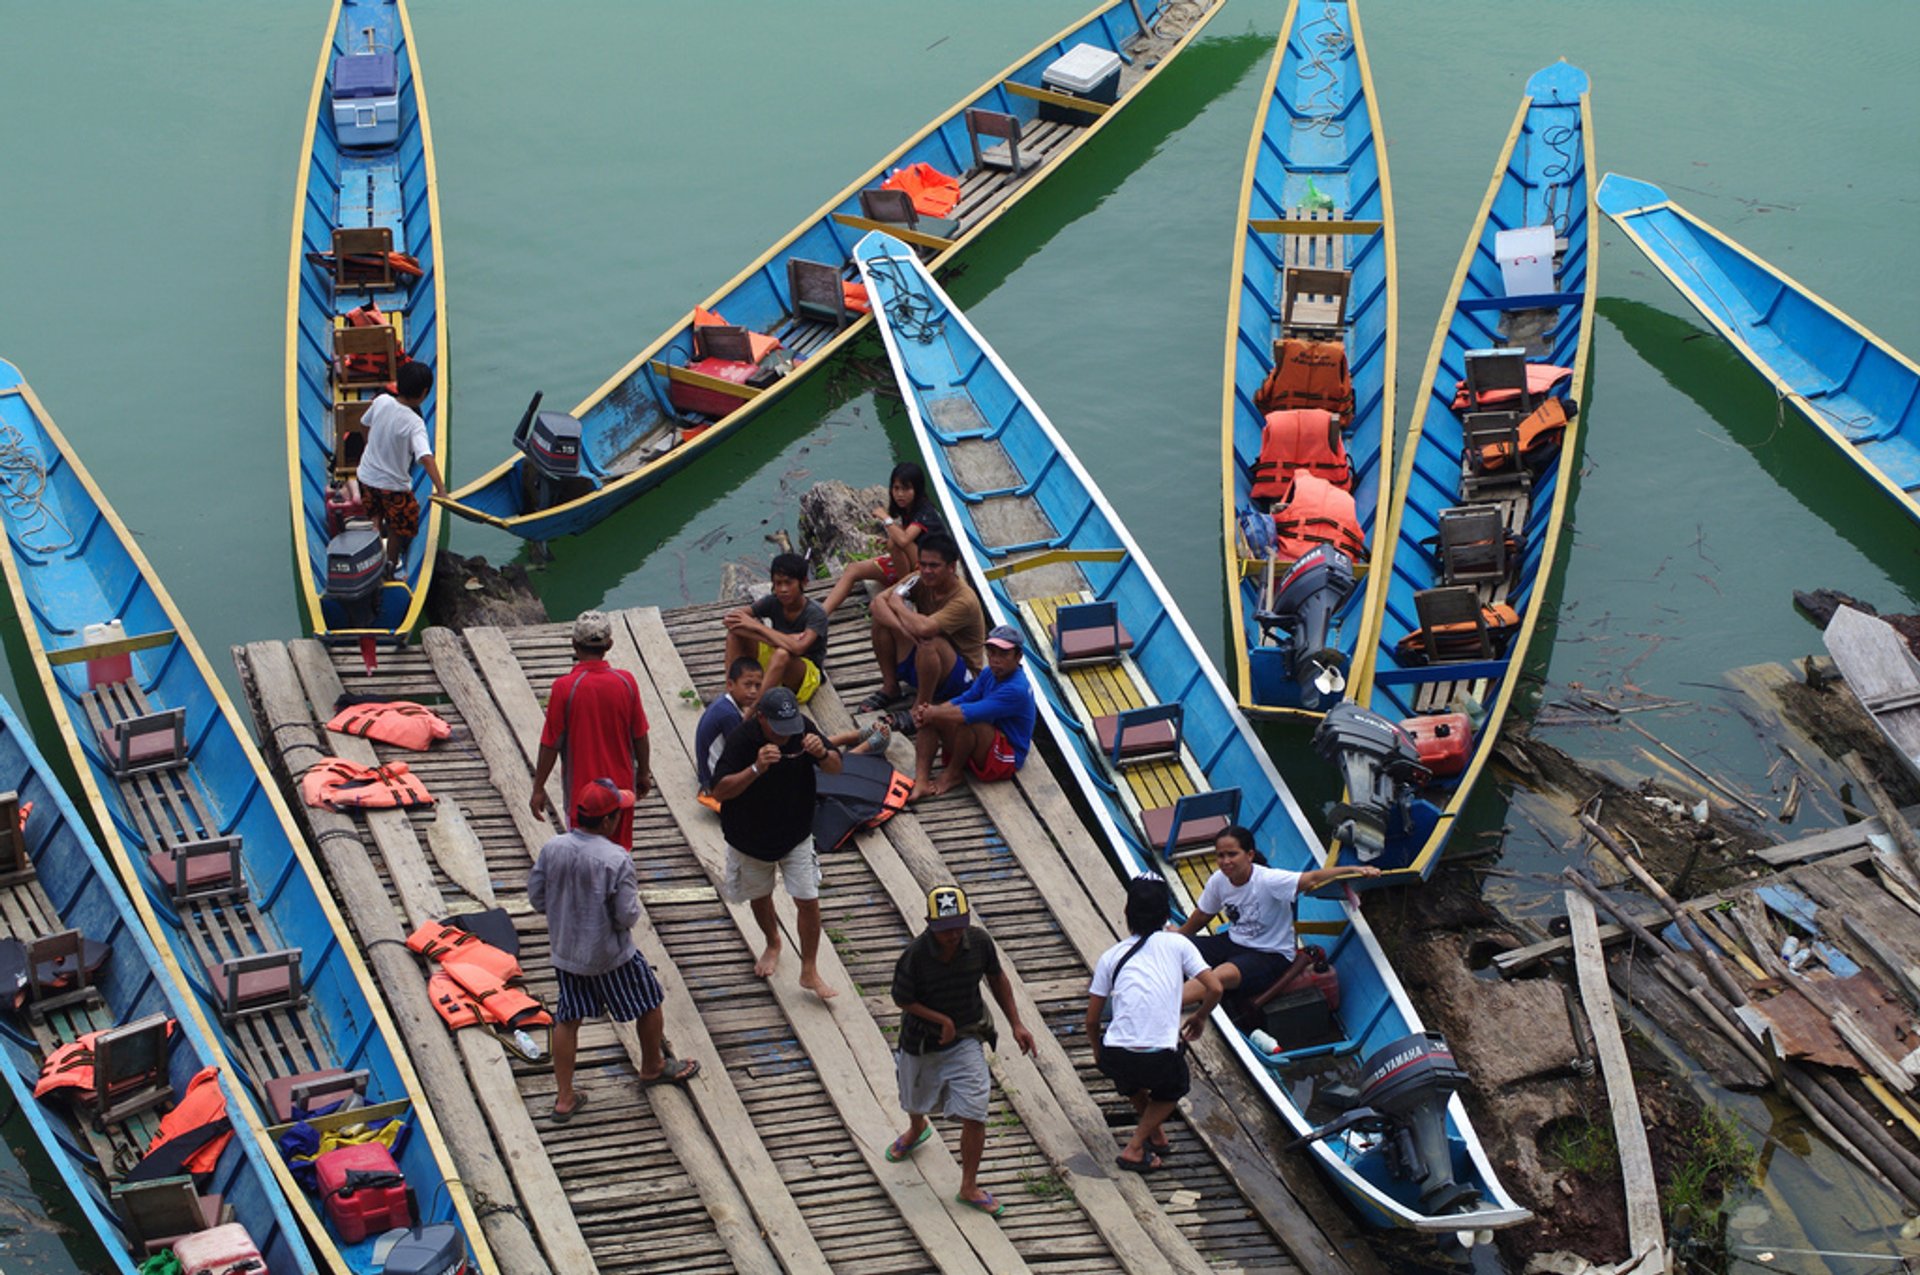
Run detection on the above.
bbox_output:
[788,258,854,331]
[858,187,960,243]
[1435,505,1511,586]
[265,1067,370,1122]
[99,709,188,778]
[332,323,399,392]
[1413,586,1495,664]
[112,1175,225,1255]
[24,929,103,1021]
[693,323,757,365]
[332,400,371,478]
[1141,787,1242,858]
[1094,703,1182,767]
[1279,206,1350,339]
[90,1012,174,1125]
[1049,600,1134,666]
[206,950,305,1023]
[966,108,1027,174]
[0,789,32,886]
[1460,348,1533,415]
[331,226,395,293]
[147,836,245,904]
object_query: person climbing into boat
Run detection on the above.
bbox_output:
[530,611,652,849]
[1176,826,1380,1002]
[862,531,985,721]
[887,884,1036,1219]
[708,686,844,1000]
[907,624,1035,800]
[529,778,699,1124]
[820,461,946,617]
[353,360,445,580]
[721,553,829,704]
[1085,873,1221,1173]
[695,656,764,804]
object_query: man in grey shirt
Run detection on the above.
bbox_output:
[528,779,699,1121]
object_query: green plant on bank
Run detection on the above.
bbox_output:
[678,687,701,707]
[1019,1169,1073,1203]
[1666,1106,1757,1231]
[1543,1116,1616,1175]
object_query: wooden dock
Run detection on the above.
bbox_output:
[234,600,1377,1275]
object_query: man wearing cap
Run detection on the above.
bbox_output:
[908,623,1036,800]
[531,610,652,849]
[528,779,699,1123]
[887,885,1035,1218]
[709,686,844,999]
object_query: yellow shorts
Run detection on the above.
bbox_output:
[756,642,823,703]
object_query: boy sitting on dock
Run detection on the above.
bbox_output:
[721,553,829,704]
[908,624,1035,799]
[695,656,764,808]
[862,532,985,722]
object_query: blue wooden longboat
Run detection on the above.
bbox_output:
[1597,173,1920,527]
[0,692,314,1274]
[1220,0,1396,721]
[1345,62,1597,884]
[0,361,493,1275]
[853,231,1529,1241]
[287,0,447,639]
[440,0,1222,541]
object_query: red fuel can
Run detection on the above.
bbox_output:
[316,1141,415,1243]
[1399,712,1473,778]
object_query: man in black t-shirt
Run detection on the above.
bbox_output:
[709,687,844,1001]
[886,885,1035,1218]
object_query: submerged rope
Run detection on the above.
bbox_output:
[0,426,73,553]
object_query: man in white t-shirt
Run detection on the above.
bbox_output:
[354,361,446,578]
[1084,874,1222,1174]
[1178,825,1381,1000]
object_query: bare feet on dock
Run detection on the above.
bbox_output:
[753,942,782,979]
[905,773,932,804]
[926,769,963,798]
[799,968,838,1001]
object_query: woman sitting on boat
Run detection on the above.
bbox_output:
[821,461,945,616]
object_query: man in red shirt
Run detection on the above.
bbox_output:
[531,611,652,848]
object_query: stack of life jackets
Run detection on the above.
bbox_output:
[1249,408,1352,503]
[1271,474,1366,564]
[1474,397,1577,473]
[336,302,413,383]
[301,757,434,811]
[407,920,550,1035]
[136,1066,235,1178]
[1450,362,1572,413]
[327,699,452,752]
[1255,338,1355,426]
[1393,601,1521,665]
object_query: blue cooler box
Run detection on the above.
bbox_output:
[1039,43,1123,123]
[333,51,399,148]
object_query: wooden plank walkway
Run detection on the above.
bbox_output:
[235,598,1374,1275]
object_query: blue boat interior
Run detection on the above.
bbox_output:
[0,693,310,1273]
[857,231,1510,1228]
[0,360,472,1269]
[1229,0,1393,713]
[293,0,441,635]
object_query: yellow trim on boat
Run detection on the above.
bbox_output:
[647,361,764,400]
[1002,80,1111,116]
[397,0,448,639]
[828,212,957,251]
[981,546,1128,580]
[1246,218,1384,236]
[447,0,1225,533]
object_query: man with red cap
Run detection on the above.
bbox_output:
[528,778,698,1123]
[531,610,652,849]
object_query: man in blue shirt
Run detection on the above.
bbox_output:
[909,624,1036,799]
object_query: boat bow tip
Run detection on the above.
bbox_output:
[1595,172,1669,219]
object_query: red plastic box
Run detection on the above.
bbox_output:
[315,1141,414,1244]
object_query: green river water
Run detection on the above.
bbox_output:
[0,2,1915,1268]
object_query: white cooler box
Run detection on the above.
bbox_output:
[1040,43,1123,123]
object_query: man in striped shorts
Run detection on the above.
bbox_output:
[528,779,699,1122]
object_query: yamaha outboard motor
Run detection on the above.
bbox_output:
[511,391,590,512]
[1311,700,1426,862]
[374,1223,470,1275]
[325,524,386,630]
[1292,1032,1481,1217]
[1257,545,1357,708]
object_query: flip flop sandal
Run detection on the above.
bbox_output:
[885,1125,933,1162]
[955,1190,1004,1217]
[639,1056,700,1087]
[857,689,894,713]
[549,1091,591,1125]
[888,709,918,737]
[1114,1151,1163,1174]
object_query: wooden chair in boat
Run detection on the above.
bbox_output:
[99,709,188,779]
[265,1067,370,1122]
[332,400,371,479]
[1412,586,1495,664]
[1460,348,1532,415]
[24,929,102,1022]
[147,835,245,904]
[1281,266,1350,339]
[206,949,306,1024]
[1049,600,1134,668]
[693,323,756,364]
[1434,505,1511,588]
[1458,412,1528,503]
[330,226,395,293]
[332,323,399,393]
[0,790,31,887]
[1142,786,1243,861]
[858,187,960,242]
[788,258,853,330]
[89,1013,173,1126]
[1093,703,1183,769]
[966,108,1027,174]
[112,1174,225,1256]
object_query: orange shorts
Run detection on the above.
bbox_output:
[966,730,1018,783]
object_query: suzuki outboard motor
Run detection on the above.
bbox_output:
[325,524,386,630]
[511,391,589,512]
[1257,545,1356,708]
[1291,1032,1481,1217]
[1311,700,1426,862]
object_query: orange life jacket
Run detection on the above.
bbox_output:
[300,757,434,810]
[308,249,425,280]
[1272,474,1367,563]
[1255,339,1354,424]
[1475,397,1575,472]
[327,701,452,752]
[427,970,482,1030]
[881,162,961,219]
[842,281,872,316]
[692,306,784,366]
[146,1066,234,1175]
[441,961,551,1032]
[1451,363,1571,412]
[338,303,412,380]
[34,1020,177,1100]
[406,921,523,983]
[1393,602,1522,664]
[1250,409,1351,502]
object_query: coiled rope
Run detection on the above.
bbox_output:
[0,426,73,553]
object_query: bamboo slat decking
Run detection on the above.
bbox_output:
[235,597,1376,1275]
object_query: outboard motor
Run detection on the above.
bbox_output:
[325,524,386,630]
[374,1223,470,1275]
[1311,700,1426,862]
[1292,1032,1481,1217]
[1257,545,1356,708]
[511,391,590,512]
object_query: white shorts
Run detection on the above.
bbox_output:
[896,1038,991,1124]
[723,838,821,903]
